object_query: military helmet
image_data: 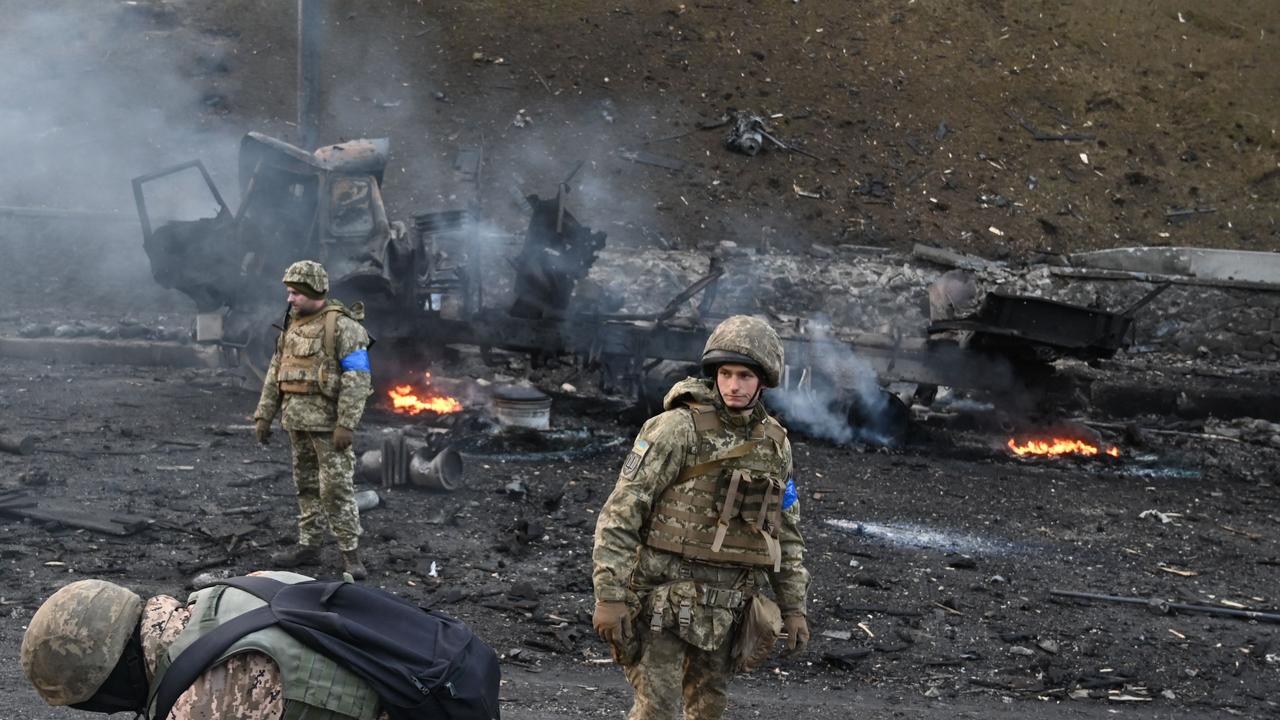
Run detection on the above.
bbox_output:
[21,579,143,706]
[701,315,784,387]
[282,260,329,297]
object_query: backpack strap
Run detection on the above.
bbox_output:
[684,403,722,433]
[323,307,340,360]
[148,605,277,720]
[220,575,288,602]
[759,416,786,446]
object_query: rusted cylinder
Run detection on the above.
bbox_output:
[407,447,464,491]
[357,449,382,484]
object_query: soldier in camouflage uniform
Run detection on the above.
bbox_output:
[254,261,374,580]
[21,574,386,719]
[592,315,812,720]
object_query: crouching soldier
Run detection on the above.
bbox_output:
[592,315,812,720]
[21,574,382,719]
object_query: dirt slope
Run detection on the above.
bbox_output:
[181,0,1280,258]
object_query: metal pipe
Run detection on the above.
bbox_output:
[1051,589,1280,624]
[0,206,136,223]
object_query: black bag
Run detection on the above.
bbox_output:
[152,575,501,720]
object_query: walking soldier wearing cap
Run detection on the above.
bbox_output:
[254,260,374,580]
[591,315,811,720]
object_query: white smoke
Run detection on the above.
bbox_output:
[768,319,899,446]
[0,2,244,312]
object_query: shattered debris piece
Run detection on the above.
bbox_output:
[513,110,532,127]
[1138,509,1182,524]
[1156,564,1198,577]
[793,183,821,199]
[618,148,685,171]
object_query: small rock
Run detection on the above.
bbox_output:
[1009,646,1035,656]
[1036,638,1059,654]
[191,568,234,590]
[18,468,51,486]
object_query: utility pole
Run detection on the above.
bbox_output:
[297,0,324,150]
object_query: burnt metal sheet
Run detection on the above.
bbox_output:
[238,132,390,191]
[408,313,1020,393]
[928,289,1167,360]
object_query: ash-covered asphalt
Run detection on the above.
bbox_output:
[1,357,1276,719]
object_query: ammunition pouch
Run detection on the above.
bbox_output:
[644,580,739,652]
[730,592,782,673]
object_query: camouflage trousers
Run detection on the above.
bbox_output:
[287,430,362,551]
[620,551,761,720]
[622,627,734,720]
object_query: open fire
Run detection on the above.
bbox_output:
[387,372,464,415]
[1007,437,1120,458]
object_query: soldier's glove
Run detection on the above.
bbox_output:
[333,427,354,451]
[782,614,810,656]
[254,419,272,445]
[592,601,632,647]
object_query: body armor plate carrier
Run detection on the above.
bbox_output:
[275,306,350,397]
[644,403,788,570]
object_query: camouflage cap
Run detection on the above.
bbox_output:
[282,260,329,297]
[21,579,143,706]
[702,315,784,387]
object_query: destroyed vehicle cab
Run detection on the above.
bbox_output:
[133,132,415,373]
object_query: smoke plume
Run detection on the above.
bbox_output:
[767,319,902,447]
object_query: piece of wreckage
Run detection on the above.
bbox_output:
[131,133,1167,448]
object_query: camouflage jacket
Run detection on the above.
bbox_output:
[254,300,372,432]
[592,378,810,616]
[142,594,286,719]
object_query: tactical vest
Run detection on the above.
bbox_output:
[275,305,351,398]
[151,571,380,720]
[644,403,789,571]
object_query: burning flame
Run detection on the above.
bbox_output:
[387,372,463,415]
[1007,437,1120,458]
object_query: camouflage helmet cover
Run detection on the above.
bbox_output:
[21,579,144,706]
[701,315,784,387]
[282,260,329,297]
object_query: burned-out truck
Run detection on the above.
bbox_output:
[133,132,424,378]
[132,132,611,383]
[132,131,1158,439]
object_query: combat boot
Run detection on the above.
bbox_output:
[341,549,367,581]
[271,543,320,568]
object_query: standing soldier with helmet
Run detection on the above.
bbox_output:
[592,315,811,720]
[254,260,374,580]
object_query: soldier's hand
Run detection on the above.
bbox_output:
[782,614,810,655]
[592,601,632,646]
[333,426,354,451]
[254,419,272,445]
